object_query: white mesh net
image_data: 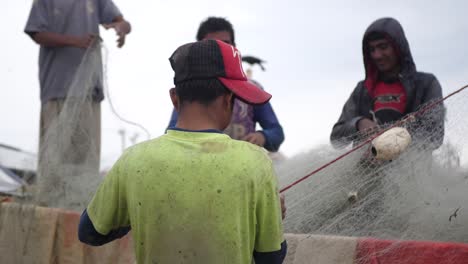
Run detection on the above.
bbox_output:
[33,41,104,210]
[278,89,468,242]
[5,35,467,264]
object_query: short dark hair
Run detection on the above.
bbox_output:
[366,31,387,42]
[176,79,231,106]
[196,17,236,46]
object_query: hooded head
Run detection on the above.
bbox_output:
[363,18,416,92]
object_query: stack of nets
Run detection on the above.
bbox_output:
[277,89,468,243]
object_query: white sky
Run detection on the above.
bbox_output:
[2,0,468,169]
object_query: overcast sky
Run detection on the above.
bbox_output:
[2,0,468,169]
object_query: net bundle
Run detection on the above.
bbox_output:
[278,90,468,243]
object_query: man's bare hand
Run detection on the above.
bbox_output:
[104,21,131,48]
[242,132,266,147]
[357,118,380,139]
[72,34,97,49]
[357,118,378,132]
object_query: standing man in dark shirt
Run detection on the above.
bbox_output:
[25,0,131,208]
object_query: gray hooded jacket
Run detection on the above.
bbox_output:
[330,18,444,150]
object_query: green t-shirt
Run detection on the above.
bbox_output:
[87,129,284,264]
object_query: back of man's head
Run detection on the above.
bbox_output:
[175,79,230,107]
[196,17,236,46]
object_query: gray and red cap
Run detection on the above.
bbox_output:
[169,39,271,105]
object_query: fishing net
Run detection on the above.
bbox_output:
[31,41,105,210]
[277,87,468,243]
[1,37,146,262]
[3,28,467,263]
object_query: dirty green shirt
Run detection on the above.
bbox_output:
[87,129,284,264]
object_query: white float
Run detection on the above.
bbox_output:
[371,127,412,161]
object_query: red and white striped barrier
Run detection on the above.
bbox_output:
[284,234,468,264]
[1,202,467,264]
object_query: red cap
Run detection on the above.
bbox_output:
[170,40,272,105]
[216,40,272,104]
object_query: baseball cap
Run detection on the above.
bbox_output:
[169,39,272,105]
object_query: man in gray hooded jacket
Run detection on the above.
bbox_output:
[330,17,444,151]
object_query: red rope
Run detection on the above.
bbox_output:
[280,84,468,193]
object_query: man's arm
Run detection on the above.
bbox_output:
[98,0,131,48]
[330,85,366,148]
[103,15,131,48]
[252,102,285,152]
[24,0,88,47]
[31,32,96,48]
[111,15,131,30]
[254,240,287,264]
[78,152,131,246]
[24,0,99,48]
[412,75,445,150]
[78,209,130,246]
[254,159,287,263]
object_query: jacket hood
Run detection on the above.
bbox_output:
[363,17,416,93]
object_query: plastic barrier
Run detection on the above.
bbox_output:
[0,202,134,263]
[1,203,467,264]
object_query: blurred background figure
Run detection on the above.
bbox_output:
[167,17,285,153]
[24,0,131,209]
